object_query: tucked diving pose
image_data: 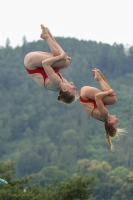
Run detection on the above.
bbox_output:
[79,68,124,150]
[24,24,76,104]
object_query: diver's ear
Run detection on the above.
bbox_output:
[60,85,67,92]
[60,82,67,92]
[62,88,67,92]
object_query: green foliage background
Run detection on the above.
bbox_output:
[1,37,133,199]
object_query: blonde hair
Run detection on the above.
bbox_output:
[57,90,75,104]
[104,121,127,151]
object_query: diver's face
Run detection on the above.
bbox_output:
[107,115,118,128]
[60,82,76,96]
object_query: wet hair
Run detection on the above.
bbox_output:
[57,90,75,104]
[104,120,127,151]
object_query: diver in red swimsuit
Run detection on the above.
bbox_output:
[79,68,123,150]
[24,24,76,104]
[79,94,106,122]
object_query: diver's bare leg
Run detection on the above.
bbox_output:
[94,68,109,86]
[46,28,64,52]
[42,52,67,67]
[92,69,114,92]
[40,24,63,56]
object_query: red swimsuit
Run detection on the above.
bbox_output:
[25,67,62,91]
[79,91,105,122]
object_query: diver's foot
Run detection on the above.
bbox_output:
[40,24,49,39]
[92,69,102,81]
[94,68,107,83]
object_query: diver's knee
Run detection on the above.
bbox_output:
[112,96,117,104]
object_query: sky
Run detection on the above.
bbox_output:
[1,0,133,48]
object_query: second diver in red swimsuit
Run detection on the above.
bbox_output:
[79,68,120,150]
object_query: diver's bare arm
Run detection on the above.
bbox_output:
[42,52,66,82]
[95,90,113,116]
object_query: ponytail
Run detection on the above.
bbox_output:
[104,120,117,150]
[105,133,114,150]
[104,120,128,150]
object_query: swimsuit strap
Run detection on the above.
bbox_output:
[57,72,63,80]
